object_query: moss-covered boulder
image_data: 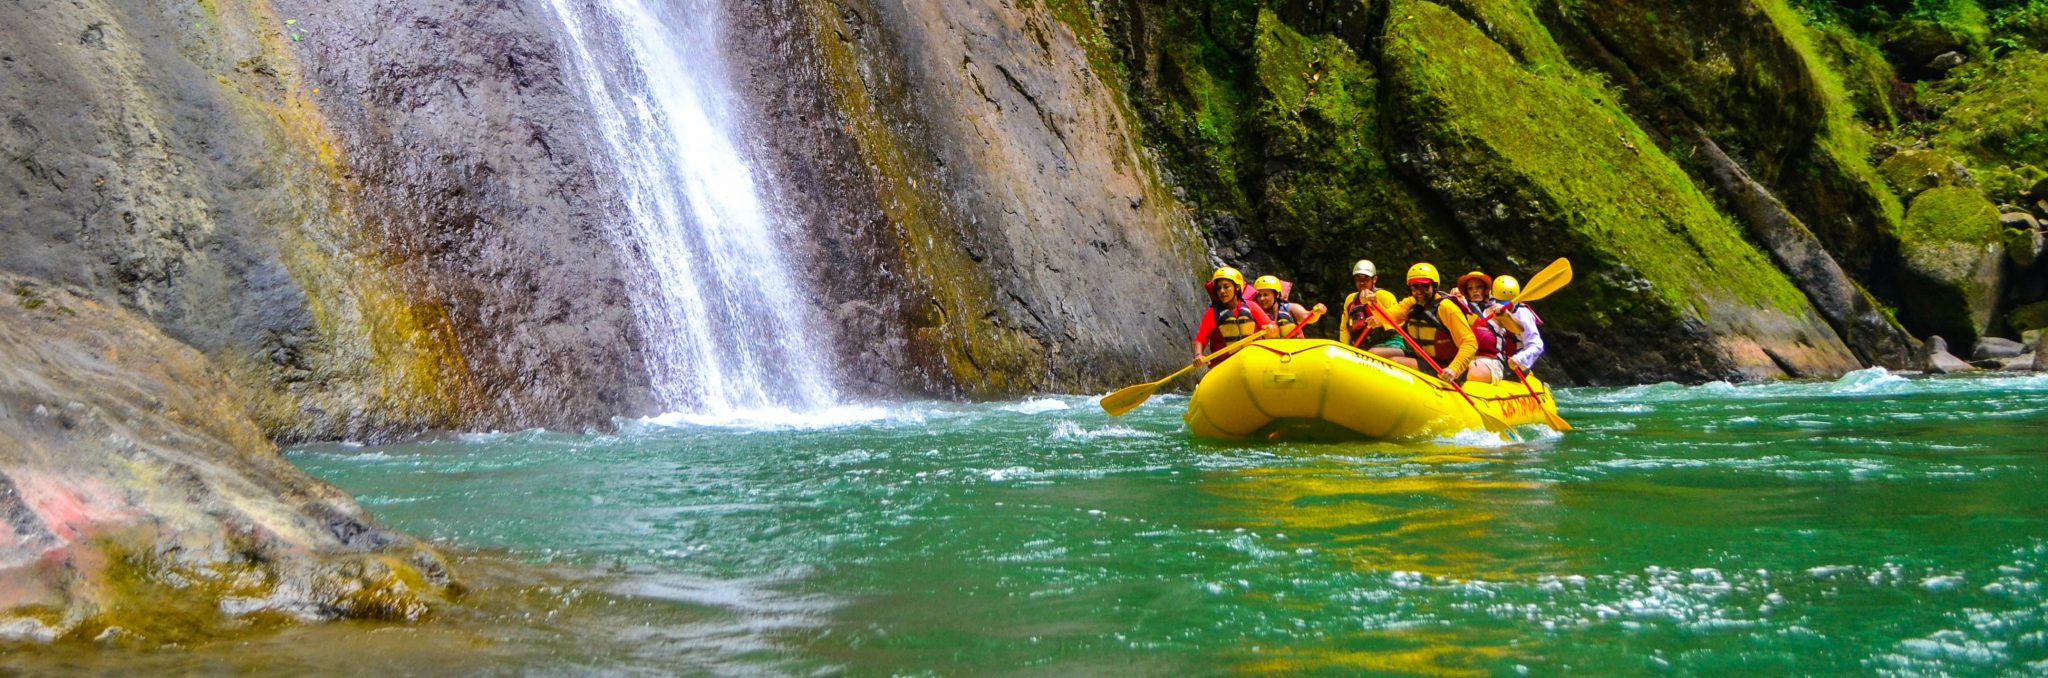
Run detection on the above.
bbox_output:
[1381,0,1860,382]
[1879,148,1979,198]
[1896,185,2010,342]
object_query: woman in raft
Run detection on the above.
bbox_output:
[1193,267,1277,366]
[1251,275,1325,338]
[1453,271,1509,384]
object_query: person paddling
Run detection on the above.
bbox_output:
[1484,275,1547,375]
[1252,276,1325,339]
[1339,260,1400,349]
[1371,263,1477,383]
[1194,267,1277,366]
[1454,271,1507,384]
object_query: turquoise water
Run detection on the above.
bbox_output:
[171,371,2048,673]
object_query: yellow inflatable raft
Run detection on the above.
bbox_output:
[1183,339,1562,441]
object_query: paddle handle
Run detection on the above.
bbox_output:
[1365,302,1503,432]
[1284,305,1325,339]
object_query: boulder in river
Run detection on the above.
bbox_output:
[1916,336,1978,374]
[0,276,453,645]
[1972,337,2028,360]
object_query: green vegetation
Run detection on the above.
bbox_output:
[1878,148,1973,198]
[1926,50,2048,193]
[1901,185,2003,243]
[2011,299,2048,331]
[1383,0,1816,316]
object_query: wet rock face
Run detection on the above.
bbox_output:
[766,0,1212,395]
[0,0,656,439]
[0,277,453,644]
[267,0,657,432]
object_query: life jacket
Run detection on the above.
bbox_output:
[1344,291,1393,347]
[1261,301,1296,337]
[1469,299,1504,359]
[1212,301,1261,343]
[1405,292,1474,365]
[1498,302,1542,358]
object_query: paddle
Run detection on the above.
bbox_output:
[1284,304,1326,339]
[1475,257,1574,431]
[1364,302,1512,434]
[1101,331,1266,417]
[1507,360,1573,431]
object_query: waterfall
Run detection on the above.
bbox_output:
[545,0,840,416]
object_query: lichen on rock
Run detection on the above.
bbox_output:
[0,276,454,646]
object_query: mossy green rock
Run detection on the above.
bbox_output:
[1896,185,2009,343]
[1879,149,1978,198]
[1381,0,1859,381]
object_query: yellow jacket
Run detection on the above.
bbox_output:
[1387,294,1478,378]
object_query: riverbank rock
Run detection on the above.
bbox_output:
[2003,354,2037,371]
[1973,337,2028,360]
[0,0,656,440]
[0,276,453,645]
[1916,335,1978,373]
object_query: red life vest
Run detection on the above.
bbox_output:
[1472,314,1503,359]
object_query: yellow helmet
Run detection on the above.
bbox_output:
[1494,275,1521,301]
[1252,275,1285,294]
[1405,263,1440,285]
[1210,266,1246,288]
[1351,260,1377,277]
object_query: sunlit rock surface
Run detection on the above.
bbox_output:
[0,277,454,644]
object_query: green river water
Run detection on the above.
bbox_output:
[21,370,2048,675]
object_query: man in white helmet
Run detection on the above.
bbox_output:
[1339,260,1400,350]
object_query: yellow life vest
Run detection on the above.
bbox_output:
[1263,302,1296,336]
[1405,292,1473,364]
[1214,301,1260,341]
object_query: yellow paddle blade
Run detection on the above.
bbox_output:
[1100,373,1174,417]
[1100,333,1266,417]
[1545,409,1574,431]
[1514,258,1572,304]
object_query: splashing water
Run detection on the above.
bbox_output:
[545,0,836,414]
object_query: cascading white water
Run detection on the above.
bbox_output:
[546,0,839,416]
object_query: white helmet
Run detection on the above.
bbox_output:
[1351,259,1377,277]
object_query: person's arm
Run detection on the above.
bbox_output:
[1511,307,1545,371]
[1441,299,1478,379]
[1285,303,1322,338]
[1194,312,1218,362]
[1384,296,1417,327]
